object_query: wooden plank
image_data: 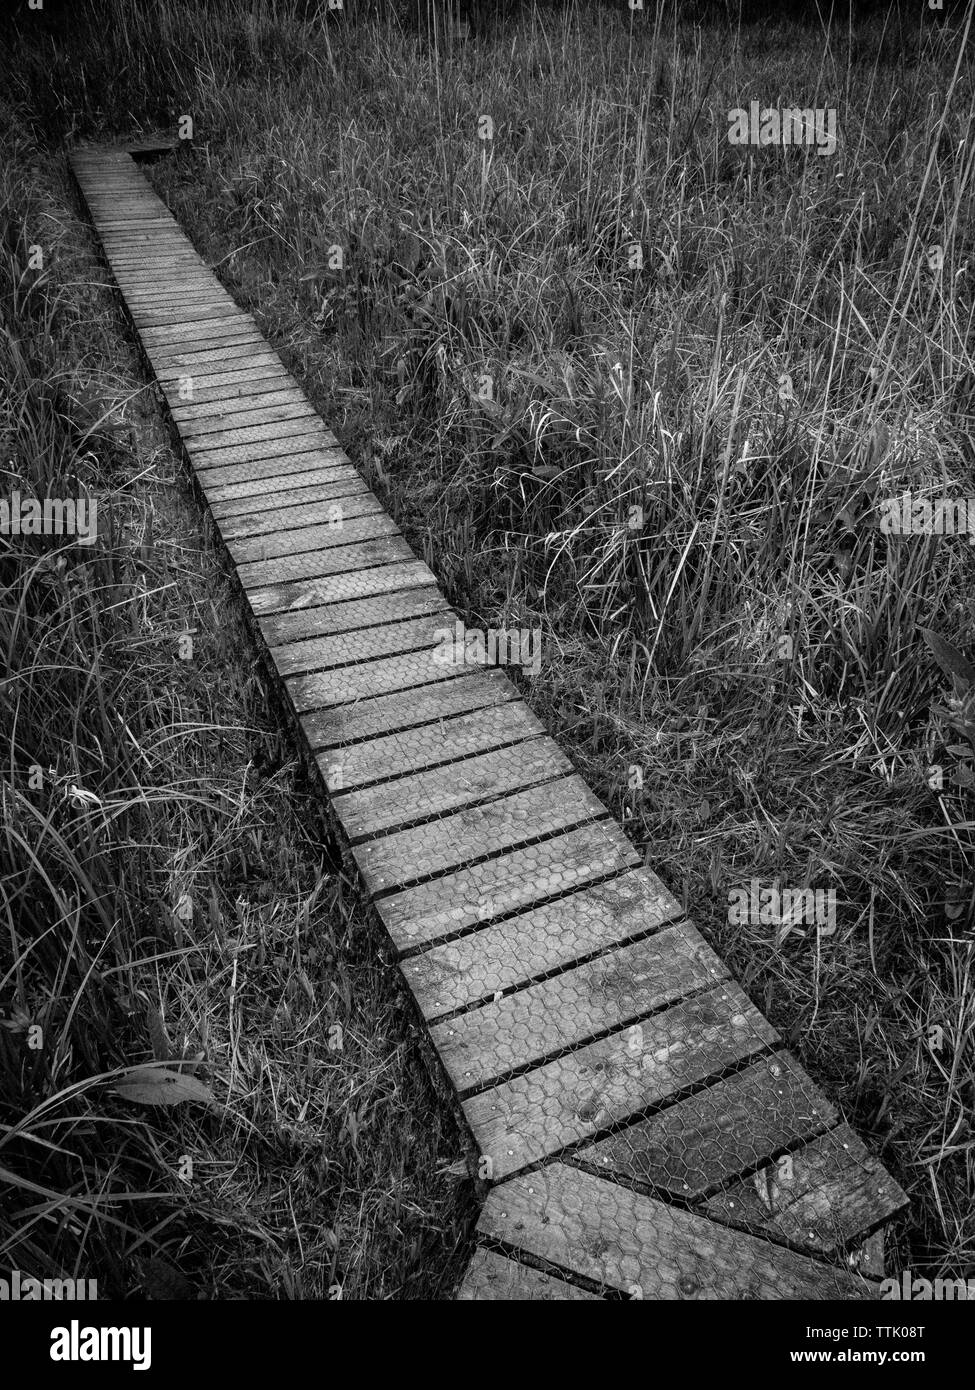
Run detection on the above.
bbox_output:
[138,323,262,348]
[476,1163,878,1300]
[235,534,415,590]
[702,1123,908,1252]
[88,216,169,225]
[98,226,179,235]
[431,921,728,1095]
[318,695,544,790]
[301,666,516,749]
[124,294,232,313]
[99,225,183,234]
[375,817,641,951]
[105,247,199,261]
[270,611,455,678]
[105,245,199,257]
[128,295,233,315]
[336,735,571,841]
[257,585,447,650]
[86,207,169,220]
[179,416,329,453]
[155,344,281,373]
[191,449,352,491]
[119,277,225,294]
[211,482,374,533]
[187,434,340,472]
[122,282,223,296]
[93,216,175,227]
[141,330,267,356]
[404,865,685,1020]
[129,304,240,329]
[115,278,226,297]
[107,257,202,273]
[578,1051,836,1199]
[464,984,777,1179]
[106,250,202,264]
[247,557,438,615]
[170,388,312,424]
[216,490,381,540]
[97,217,183,228]
[354,776,609,895]
[180,402,321,437]
[158,359,286,389]
[286,644,471,715]
[133,315,248,338]
[109,260,205,273]
[156,350,287,378]
[456,1249,601,1301]
[158,367,294,400]
[135,307,255,330]
[203,463,365,507]
[225,511,396,566]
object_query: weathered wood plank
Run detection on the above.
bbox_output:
[179,416,329,453]
[107,259,208,275]
[212,484,375,535]
[158,367,294,400]
[247,557,438,614]
[129,306,242,331]
[235,534,415,590]
[107,258,203,274]
[93,219,176,232]
[476,1163,878,1300]
[355,776,609,895]
[375,818,641,951]
[318,695,544,791]
[121,280,227,298]
[233,535,410,592]
[141,330,267,356]
[122,282,224,298]
[187,433,339,472]
[87,208,170,221]
[204,464,365,508]
[431,921,728,1095]
[702,1123,908,1252]
[286,644,471,715]
[170,389,311,425]
[225,511,397,566]
[464,984,777,1179]
[191,449,352,491]
[134,307,255,330]
[257,585,447,651]
[139,322,262,348]
[127,296,233,316]
[404,866,685,1020]
[216,490,380,540]
[337,735,571,841]
[179,403,320,437]
[270,611,454,678]
[301,666,516,750]
[104,246,199,261]
[156,344,281,373]
[578,1050,836,1199]
[456,1249,602,1301]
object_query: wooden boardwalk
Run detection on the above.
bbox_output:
[70,145,908,1300]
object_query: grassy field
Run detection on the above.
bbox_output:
[3,0,975,1293]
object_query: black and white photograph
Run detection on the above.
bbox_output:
[1,0,972,1359]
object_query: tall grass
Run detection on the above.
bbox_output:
[4,0,975,1283]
